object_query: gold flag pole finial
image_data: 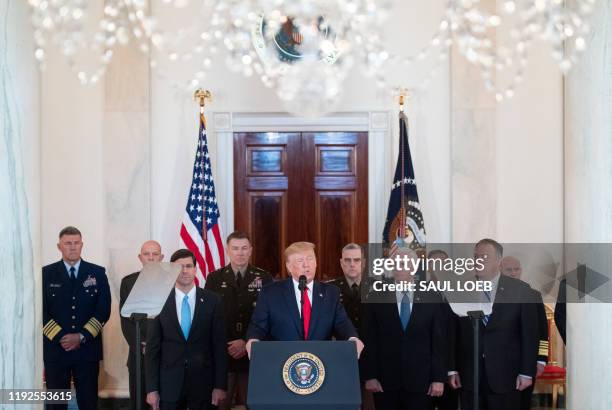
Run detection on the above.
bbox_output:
[194,89,212,114]
[396,87,412,113]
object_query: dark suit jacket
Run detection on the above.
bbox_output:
[451,275,539,394]
[246,278,357,341]
[43,260,111,363]
[361,287,447,393]
[327,276,367,337]
[119,271,149,368]
[554,279,566,344]
[145,287,228,402]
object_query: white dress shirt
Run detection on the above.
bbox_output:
[175,286,196,324]
[292,278,313,315]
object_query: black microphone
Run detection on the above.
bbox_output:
[298,275,307,340]
[298,275,307,292]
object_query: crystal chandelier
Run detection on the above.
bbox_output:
[28,0,597,116]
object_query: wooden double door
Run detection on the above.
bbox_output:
[234,131,368,280]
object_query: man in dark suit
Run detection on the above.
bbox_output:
[501,256,549,410]
[43,226,111,410]
[362,247,446,410]
[205,231,273,410]
[120,240,164,410]
[447,239,539,410]
[246,241,363,357]
[145,249,227,410]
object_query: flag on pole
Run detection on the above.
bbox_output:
[180,113,226,286]
[382,112,426,253]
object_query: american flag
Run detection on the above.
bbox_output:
[179,113,226,286]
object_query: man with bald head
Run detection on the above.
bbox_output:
[120,240,165,410]
[500,256,522,279]
[501,256,549,410]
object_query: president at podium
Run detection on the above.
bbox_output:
[245,242,364,357]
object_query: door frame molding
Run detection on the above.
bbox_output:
[209,111,393,243]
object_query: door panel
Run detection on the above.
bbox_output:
[234,131,367,279]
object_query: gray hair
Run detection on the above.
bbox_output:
[59,226,82,238]
[342,243,363,254]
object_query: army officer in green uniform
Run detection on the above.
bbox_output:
[328,243,374,410]
[205,231,273,410]
[328,243,367,335]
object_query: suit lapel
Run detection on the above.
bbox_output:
[56,261,70,285]
[282,279,304,338]
[188,288,205,341]
[74,260,89,289]
[308,281,323,338]
[166,288,185,340]
[392,295,406,334]
[223,267,238,289]
[487,276,506,329]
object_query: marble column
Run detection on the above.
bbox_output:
[99,43,151,396]
[564,0,612,408]
[0,0,42,404]
[450,0,498,242]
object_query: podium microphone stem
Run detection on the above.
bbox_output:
[467,310,484,410]
[131,313,148,410]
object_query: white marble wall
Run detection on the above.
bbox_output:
[565,0,612,407]
[450,0,498,242]
[0,0,42,402]
[450,0,564,243]
[99,41,151,397]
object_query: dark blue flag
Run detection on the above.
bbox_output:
[382,112,426,252]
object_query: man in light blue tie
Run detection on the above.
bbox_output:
[362,247,446,410]
[146,249,228,410]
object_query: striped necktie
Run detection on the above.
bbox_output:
[482,290,492,326]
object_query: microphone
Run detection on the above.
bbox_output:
[298,275,307,292]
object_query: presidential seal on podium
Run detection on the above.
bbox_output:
[282,352,326,395]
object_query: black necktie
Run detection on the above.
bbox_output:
[236,271,243,287]
[69,266,76,283]
[351,283,359,298]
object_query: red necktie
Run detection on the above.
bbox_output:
[302,289,311,340]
